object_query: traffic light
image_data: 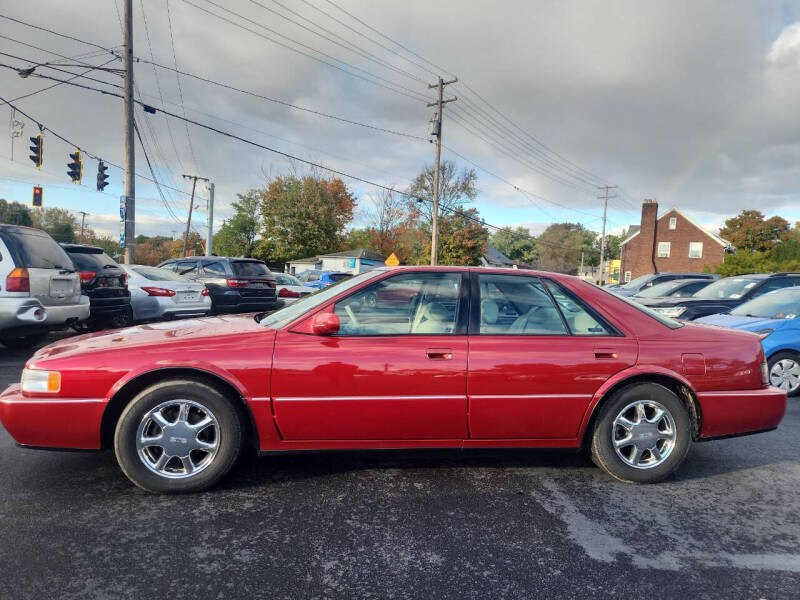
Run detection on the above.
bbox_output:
[67,150,82,183]
[29,134,43,168]
[32,186,43,207]
[96,161,109,191]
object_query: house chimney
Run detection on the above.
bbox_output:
[640,199,659,273]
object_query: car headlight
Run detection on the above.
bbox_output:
[753,328,774,339]
[654,306,687,318]
[21,368,61,393]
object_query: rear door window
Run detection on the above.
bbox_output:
[231,261,270,277]
[202,261,227,276]
[175,261,199,275]
[477,274,568,335]
[0,228,73,269]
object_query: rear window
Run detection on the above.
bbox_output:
[330,273,352,282]
[65,248,119,271]
[133,266,188,282]
[0,228,73,269]
[232,261,270,276]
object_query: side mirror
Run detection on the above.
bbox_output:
[311,312,340,335]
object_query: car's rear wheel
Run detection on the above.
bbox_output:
[768,351,800,397]
[114,379,242,493]
[590,382,691,483]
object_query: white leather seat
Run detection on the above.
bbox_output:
[414,302,451,334]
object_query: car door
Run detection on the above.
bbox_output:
[271,271,469,440]
[467,273,637,440]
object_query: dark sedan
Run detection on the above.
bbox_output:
[648,273,800,320]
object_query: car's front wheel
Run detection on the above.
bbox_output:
[768,351,800,397]
[114,379,242,493]
[590,382,692,483]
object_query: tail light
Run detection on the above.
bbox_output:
[122,273,128,288]
[6,267,30,293]
[201,288,210,296]
[278,287,300,298]
[79,271,96,283]
[141,286,176,297]
[226,278,249,288]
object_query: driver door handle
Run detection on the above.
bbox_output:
[426,348,453,360]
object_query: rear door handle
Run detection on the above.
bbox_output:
[426,348,453,360]
[594,348,618,360]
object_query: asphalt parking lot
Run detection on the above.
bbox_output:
[1,336,799,599]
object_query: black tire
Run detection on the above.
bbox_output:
[72,319,103,333]
[114,379,243,493]
[590,382,692,484]
[0,332,47,349]
[767,351,800,397]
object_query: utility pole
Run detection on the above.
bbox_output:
[597,185,617,285]
[205,182,215,256]
[122,0,136,264]
[78,211,88,243]
[426,76,457,266]
[182,174,209,257]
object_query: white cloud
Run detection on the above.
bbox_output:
[768,22,800,66]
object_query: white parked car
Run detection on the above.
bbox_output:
[275,273,312,306]
[121,265,212,322]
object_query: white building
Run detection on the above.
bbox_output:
[286,249,387,276]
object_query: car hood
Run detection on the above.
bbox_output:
[646,296,739,308]
[694,313,791,332]
[31,314,266,362]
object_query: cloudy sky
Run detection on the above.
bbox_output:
[1,0,799,241]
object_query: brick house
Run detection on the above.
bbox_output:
[619,201,730,282]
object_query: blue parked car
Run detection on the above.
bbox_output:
[696,287,800,396]
[297,270,353,290]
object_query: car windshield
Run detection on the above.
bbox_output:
[259,269,387,329]
[693,277,760,299]
[635,280,685,298]
[619,274,653,290]
[132,266,189,282]
[0,228,73,270]
[730,290,800,319]
[232,260,270,276]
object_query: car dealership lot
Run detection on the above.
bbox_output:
[0,338,798,598]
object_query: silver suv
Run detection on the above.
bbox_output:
[0,225,89,348]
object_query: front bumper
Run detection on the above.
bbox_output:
[698,386,787,439]
[0,384,105,449]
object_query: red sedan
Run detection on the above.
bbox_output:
[0,267,786,493]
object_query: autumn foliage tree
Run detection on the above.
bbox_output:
[719,210,790,253]
[255,173,356,263]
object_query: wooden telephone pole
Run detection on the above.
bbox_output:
[427,76,457,266]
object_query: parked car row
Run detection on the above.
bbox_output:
[0,224,285,347]
[620,271,800,397]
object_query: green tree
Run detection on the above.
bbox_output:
[256,174,356,263]
[405,161,477,225]
[30,207,77,243]
[719,210,790,253]
[213,192,261,257]
[0,198,33,226]
[602,230,627,260]
[408,207,488,266]
[490,226,537,264]
[536,223,598,274]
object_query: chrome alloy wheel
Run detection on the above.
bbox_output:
[135,400,220,479]
[770,359,800,393]
[612,400,676,469]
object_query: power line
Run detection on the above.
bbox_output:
[137,0,186,173]
[182,0,432,103]
[0,14,111,53]
[165,0,200,172]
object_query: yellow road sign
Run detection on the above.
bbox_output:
[385,252,400,266]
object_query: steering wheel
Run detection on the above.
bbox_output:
[345,305,359,328]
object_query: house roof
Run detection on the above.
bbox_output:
[319,248,387,261]
[618,209,730,247]
[288,256,321,264]
[483,245,516,266]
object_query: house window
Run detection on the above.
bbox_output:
[669,217,677,230]
[657,242,671,258]
[688,242,703,259]
[624,271,632,283]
